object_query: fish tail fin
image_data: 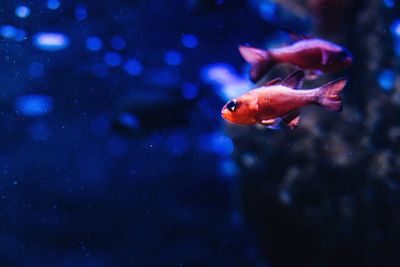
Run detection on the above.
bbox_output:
[316,78,347,112]
[238,45,275,82]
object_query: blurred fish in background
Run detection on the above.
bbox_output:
[0,0,399,267]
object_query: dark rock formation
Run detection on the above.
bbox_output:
[230,0,400,266]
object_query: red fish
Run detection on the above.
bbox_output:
[239,38,352,82]
[221,70,347,128]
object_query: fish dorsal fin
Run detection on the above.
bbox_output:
[262,78,282,87]
[281,28,312,41]
[280,70,305,89]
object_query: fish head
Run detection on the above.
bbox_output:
[221,94,259,125]
[335,48,353,69]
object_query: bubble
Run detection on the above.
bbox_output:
[15,6,31,18]
[0,25,17,39]
[181,34,198,48]
[383,0,394,8]
[164,51,182,66]
[85,36,103,51]
[124,59,143,76]
[47,0,61,10]
[14,29,26,42]
[103,52,122,67]
[259,1,277,21]
[377,69,396,91]
[218,159,239,178]
[198,132,234,157]
[390,19,400,38]
[211,134,234,157]
[118,113,140,130]
[15,95,53,117]
[32,32,70,51]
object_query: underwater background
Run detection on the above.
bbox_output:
[1,0,400,266]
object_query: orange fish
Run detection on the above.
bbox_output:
[239,38,352,82]
[221,70,347,129]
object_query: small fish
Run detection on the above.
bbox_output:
[239,38,352,82]
[221,70,347,128]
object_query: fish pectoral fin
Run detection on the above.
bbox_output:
[321,49,329,65]
[305,70,323,80]
[260,118,282,129]
[286,115,301,129]
[282,110,301,129]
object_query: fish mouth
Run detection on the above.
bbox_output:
[221,108,231,121]
[344,56,353,67]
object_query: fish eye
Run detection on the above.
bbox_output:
[227,99,237,112]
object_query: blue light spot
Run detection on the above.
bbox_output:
[218,159,239,178]
[111,36,126,50]
[0,25,17,39]
[145,68,180,87]
[28,62,44,78]
[182,83,198,99]
[211,134,234,157]
[181,34,198,48]
[166,134,187,156]
[15,6,31,18]
[259,1,277,20]
[103,52,122,67]
[383,0,394,8]
[15,95,53,117]
[124,59,143,76]
[164,51,182,66]
[91,63,109,78]
[390,19,400,37]
[377,69,396,91]
[107,136,128,158]
[32,32,70,51]
[200,63,252,101]
[29,122,51,141]
[200,63,236,84]
[198,132,234,157]
[75,4,87,21]
[85,36,102,51]
[47,0,60,10]
[14,29,26,42]
[118,113,140,130]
